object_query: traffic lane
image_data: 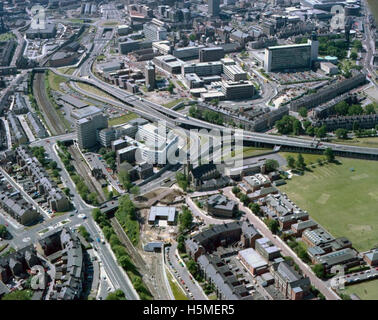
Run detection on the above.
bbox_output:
[167,243,207,300]
[84,219,139,300]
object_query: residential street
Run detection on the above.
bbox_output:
[223,187,341,300]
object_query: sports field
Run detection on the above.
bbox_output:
[342,279,378,300]
[279,153,378,252]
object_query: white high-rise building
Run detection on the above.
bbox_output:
[74,106,108,149]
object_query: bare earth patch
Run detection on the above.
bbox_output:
[350,173,369,181]
[347,224,372,233]
[316,193,330,205]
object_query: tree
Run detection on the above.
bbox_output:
[340,293,352,300]
[286,155,295,169]
[167,81,175,94]
[176,172,188,191]
[275,115,296,134]
[315,125,327,138]
[186,259,201,280]
[365,104,376,115]
[210,98,219,106]
[266,219,279,234]
[348,104,363,116]
[249,203,261,215]
[189,34,196,42]
[130,186,140,196]
[298,107,308,118]
[303,120,311,130]
[335,128,348,139]
[78,226,90,242]
[352,40,362,50]
[350,51,358,60]
[312,264,325,279]
[106,290,127,300]
[239,194,249,206]
[52,169,60,178]
[232,186,240,195]
[324,147,335,162]
[177,234,186,253]
[63,187,71,197]
[87,192,99,205]
[296,153,305,170]
[49,161,57,170]
[334,101,349,116]
[0,225,7,238]
[306,125,315,136]
[179,206,193,232]
[292,119,302,135]
[265,159,279,172]
[118,169,132,191]
[107,190,114,200]
[99,147,107,155]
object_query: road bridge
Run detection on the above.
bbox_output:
[43,68,378,161]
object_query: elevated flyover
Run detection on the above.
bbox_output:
[43,68,378,160]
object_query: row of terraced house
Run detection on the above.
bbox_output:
[2,146,70,213]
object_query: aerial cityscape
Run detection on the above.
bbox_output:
[0,0,378,304]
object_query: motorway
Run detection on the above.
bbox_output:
[48,64,378,160]
[13,2,376,302]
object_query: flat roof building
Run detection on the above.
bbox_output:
[199,47,225,62]
[206,193,238,218]
[183,61,223,77]
[223,64,248,82]
[143,22,167,42]
[255,237,281,261]
[238,248,268,276]
[26,22,57,39]
[153,55,184,74]
[148,206,176,225]
[173,46,205,60]
[264,42,313,72]
[314,248,360,272]
[221,80,255,100]
[59,94,89,109]
[74,106,108,149]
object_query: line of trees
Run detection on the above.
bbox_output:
[92,208,152,300]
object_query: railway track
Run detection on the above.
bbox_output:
[110,217,161,299]
[68,145,107,203]
[33,73,66,136]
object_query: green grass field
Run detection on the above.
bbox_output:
[163,98,186,109]
[341,279,378,300]
[242,146,273,158]
[166,269,189,300]
[108,113,138,126]
[0,32,15,41]
[58,67,76,75]
[279,154,378,252]
[47,71,67,91]
[77,82,116,101]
